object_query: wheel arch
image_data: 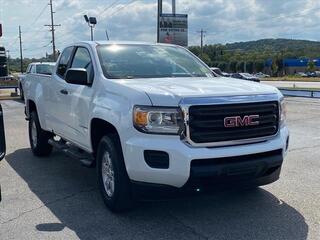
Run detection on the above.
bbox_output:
[90,118,122,157]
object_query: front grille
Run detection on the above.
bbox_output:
[188,101,279,143]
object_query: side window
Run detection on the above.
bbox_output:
[71,47,94,82]
[26,65,32,73]
[57,47,74,78]
[30,65,36,74]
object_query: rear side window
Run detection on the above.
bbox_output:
[36,64,54,75]
[30,65,36,74]
[57,47,73,78]
[26,65,32,73]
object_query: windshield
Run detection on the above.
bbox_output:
[97,44,213,79]
[36,64,54,75]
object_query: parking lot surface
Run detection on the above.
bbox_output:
[0,98,319,240]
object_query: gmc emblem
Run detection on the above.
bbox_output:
[224,115,260,128]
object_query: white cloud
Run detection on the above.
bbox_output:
[2,0,320,58]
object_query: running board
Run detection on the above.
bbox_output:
[48,139,95,167]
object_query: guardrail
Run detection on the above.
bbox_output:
[279,88,320,98]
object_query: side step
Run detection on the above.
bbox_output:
[48,139,95,167]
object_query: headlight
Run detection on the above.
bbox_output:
[280,99,287,127]
[133,106,182,134]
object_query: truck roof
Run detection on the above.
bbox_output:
[29,62,55,65]
[73,41,177,48]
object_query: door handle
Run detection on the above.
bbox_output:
[60,89,68,95]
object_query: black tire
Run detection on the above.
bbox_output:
[97,135,133,212]
[19,84,24,101]
[29,111,53,157]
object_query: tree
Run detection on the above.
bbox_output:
[199,53,212,66]
[229,61,238,72]
[254,60,265,73]
[307,60,316,72]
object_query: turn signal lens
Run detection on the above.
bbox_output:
[134,111,148,126]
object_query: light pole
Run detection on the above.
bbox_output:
[6,50,10,75]
[84,15,97,41]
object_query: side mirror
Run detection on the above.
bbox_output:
[65,68,89,85]
[0,104,6,161]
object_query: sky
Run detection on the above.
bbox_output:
[1,0,320,58]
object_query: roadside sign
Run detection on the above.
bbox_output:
[159,14,188,47]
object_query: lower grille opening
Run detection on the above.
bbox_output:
[144,150,169,169]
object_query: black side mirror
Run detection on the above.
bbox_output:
[65,68,89,85]
[0,104,6,161]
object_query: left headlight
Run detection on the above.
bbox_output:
[280,99,287,127]
[133,106,182,134]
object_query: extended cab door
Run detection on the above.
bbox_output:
[46,47,75,138]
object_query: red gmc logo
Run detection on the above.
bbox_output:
[224,115,260,128]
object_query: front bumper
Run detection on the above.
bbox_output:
[123,126,289,188]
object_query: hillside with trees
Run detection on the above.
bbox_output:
[189,38,320,74]
[6,38,320,74]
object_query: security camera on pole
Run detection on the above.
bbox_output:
[84,15,97,41]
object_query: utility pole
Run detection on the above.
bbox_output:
[172,0,176,14]
[19,26,23,73]
[157,0,162,43]
[45,0,60,61]
[197,29,206,56]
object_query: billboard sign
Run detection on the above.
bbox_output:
[159,13,188,47]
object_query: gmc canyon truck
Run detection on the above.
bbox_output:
[24,41,289,212]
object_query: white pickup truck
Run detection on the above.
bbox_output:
[19,62,55,100]
[24,41,289,211]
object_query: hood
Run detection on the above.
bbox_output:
[116,77,280,106]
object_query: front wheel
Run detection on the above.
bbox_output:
[97,135,133,212]
[28,111,53,157]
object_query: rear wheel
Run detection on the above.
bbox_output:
[29,111,53,156]
[97,135,133,212]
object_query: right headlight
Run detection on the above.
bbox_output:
[133,106,182,135]
[280,99,287,127]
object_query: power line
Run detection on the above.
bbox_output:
[98,0,122,16]
[107,0,138,18]
[30,3,48,27]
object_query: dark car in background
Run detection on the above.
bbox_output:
[210,67,231,77]
[231,73,260,82]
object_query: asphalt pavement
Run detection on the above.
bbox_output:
[0,98,319,240]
